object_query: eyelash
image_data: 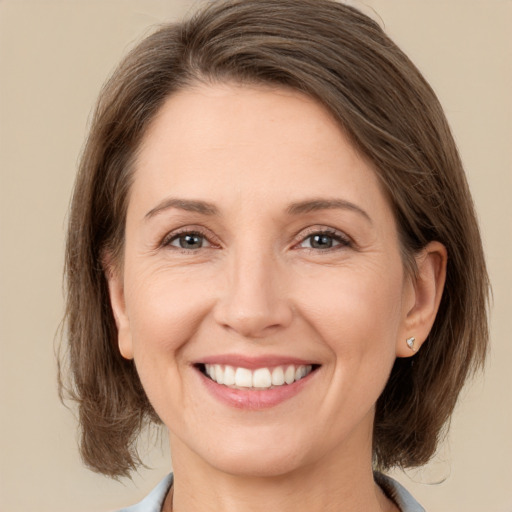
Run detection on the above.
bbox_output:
[161,227,353,253]
[161,228,217,252]
[295,228,352,252]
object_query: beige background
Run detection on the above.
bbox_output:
[0,0,510,511]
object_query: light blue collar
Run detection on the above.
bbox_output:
[117,473,173,512]
[117,472,425,512]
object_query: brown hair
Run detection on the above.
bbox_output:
[60,0,489,478]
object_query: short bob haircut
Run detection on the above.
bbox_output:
[60,0,489,478]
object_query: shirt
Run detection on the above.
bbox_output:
[117,472,425,512]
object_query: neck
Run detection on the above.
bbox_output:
[166,434,397,512]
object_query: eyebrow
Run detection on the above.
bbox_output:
[286,198,372,224]
[145,198,219,220]
[145,196,371,224]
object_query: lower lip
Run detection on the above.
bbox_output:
[198,368,317,410]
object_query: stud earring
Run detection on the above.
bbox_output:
[406,337,416,352]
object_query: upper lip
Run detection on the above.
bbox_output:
[194,354,320,370]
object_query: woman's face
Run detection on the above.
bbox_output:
[109,83,417,477]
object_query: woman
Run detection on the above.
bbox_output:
[60,1,489,511]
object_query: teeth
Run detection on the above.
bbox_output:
[253,368,272,388]
[271,366,285,386]
[235,367,253,387]
[296,365,311,381]
[214,364,224,384]
[284,365,295,384]
[203,363,314,389]
[223,365,236,386]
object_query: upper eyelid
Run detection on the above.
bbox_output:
[294,226,352,243]
[161,226,220,248]
[158,225,353,249]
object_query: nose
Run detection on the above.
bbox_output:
[213,248,293,339]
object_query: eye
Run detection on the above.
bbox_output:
[166,231,211,250]
[298,230,351,250]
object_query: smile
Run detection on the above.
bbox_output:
[202,363,315,389]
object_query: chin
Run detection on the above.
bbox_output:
[209,449,307,479]
[185,428,312,478]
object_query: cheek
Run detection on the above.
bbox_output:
[298,263,404,412]
[124,265,216,360]
[295,260,404,343]
[274,262,405,447]
[122,269,217,421]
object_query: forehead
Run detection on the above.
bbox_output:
[130,83,390,221]
[139,82,351,162]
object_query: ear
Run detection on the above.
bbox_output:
[103,254,134,360]
[396,241,447,357]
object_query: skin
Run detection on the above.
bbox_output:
[107,83,446,512]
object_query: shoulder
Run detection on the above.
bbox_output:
[115,474,173,512]
[374,472,426,512]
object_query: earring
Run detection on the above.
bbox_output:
[406,337,416,352]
